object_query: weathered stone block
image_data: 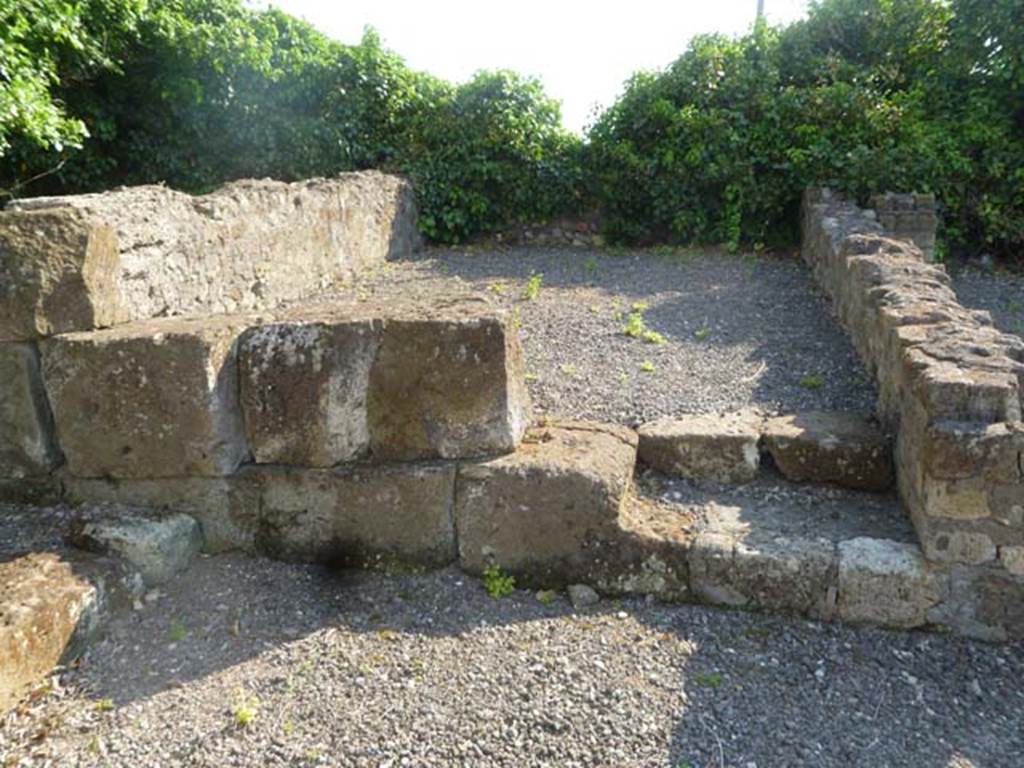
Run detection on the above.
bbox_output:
[366,299,530,461]
[7,172,419,324]
[688,531,837,618]
[240,298,530,464]
[0,343,60,478]
[919,526,997,565]
[763,412,893,491]
[42,315,252,479]
[239,319,379,466]
[455,421,637,585]
[637,412,762,483]
[0,208,121,341]
[253,463,456,567]
[837,537,944,628]
[67,508,202,586]
[922,421,1024,482]
[929,564,1024,641]
[64,476,260,554]
[0,553,97,713]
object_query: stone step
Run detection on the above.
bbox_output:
[31,295,529,482]
[637,410,893,492]
[0,507,144,714]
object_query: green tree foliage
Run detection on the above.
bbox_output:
[587,0,1024,258]
[0,0,578,242]
[1,0,1021,255]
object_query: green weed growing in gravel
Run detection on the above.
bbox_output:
[93,698,114,713]
[482,565,516,598]
[536,589,557,606]
[693,328,710,341]
[168,621,187,643]
[693,672,723,688]
[560,364,577,378]
[800,374,825,390]
[510,307,522,330]
[232,690,260,728]
[639,360,656,373]
[622,303,666,344]
[584,257,598,276]
[487,282,509,294]
[522,273,543,300]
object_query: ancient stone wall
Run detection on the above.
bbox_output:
[1,171,419,340]
[802,188,1024,639]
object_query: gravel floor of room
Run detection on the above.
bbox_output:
[950,264,1024,340]
[343,247,879,425]
[2,551,1020,768]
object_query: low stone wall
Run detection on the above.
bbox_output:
[802,188,1024,639]
[1,171,419,340]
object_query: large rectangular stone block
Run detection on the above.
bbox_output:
[0,208,121,340]
[0,343,61,478]
[42,315,253,479]
[239,297,530,464]
[239,318,379,466]
[455,421,637,585]
[65,475,259,554]
[251,463,456,567]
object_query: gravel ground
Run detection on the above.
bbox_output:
[347,247,878,425]
[950,265,1024,339]
[2,554,1021,768]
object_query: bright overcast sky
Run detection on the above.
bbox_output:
[263,0,811,134]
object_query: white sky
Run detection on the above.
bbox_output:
[264,0,811,134]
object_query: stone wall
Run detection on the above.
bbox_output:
[1,171,419,340]
[802,188,1024,639]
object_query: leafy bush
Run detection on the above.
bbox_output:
[586,0,1024,259]
[0,0,580,243]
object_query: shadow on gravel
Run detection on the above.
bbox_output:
[51,547,1024,768]
[399,247,878,416]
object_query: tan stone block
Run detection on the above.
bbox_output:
[921,528,997,565]
[42,315,252,479]
[999,546,1024,576]
[65,475,259,554]
[637,412,762,483]
[0,343,60,478]
[455,421,637,584]
[837,537,944,629]
[252,463,456,567]
[763,411,893,491]
[922,477,991,520]
[367,299,530,461]
[0,554,97,713]
[0,209,121,340]
[239,319,379,466]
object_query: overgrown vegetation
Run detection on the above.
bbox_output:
[2,0,1021,259]
[587,0,1024,259]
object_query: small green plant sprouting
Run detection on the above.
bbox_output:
[800,374,825,390]
[94,698,115,713]
[168,621,187,643]
[584,257,598,276]
[623,311,645,338]
[510,307,522,330]
[693,672,723,688]
[232,689,260,728]
[536,589,557,606]
[639,360,656,373]
[560,364,577,377]
[482,565,516,598]
[522,273,543,300]
[622,302,666,344]
[693,327,710,341]
[487,282,509,294]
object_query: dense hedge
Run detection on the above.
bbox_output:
[0,0,580,243]
[1,0,1021,257]
[587,0,1024,258]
